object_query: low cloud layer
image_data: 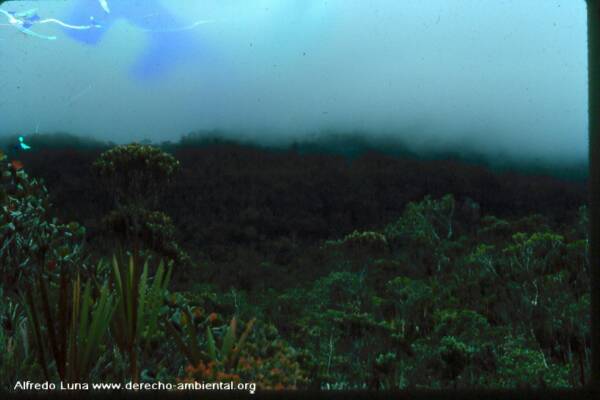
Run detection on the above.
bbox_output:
[0,0,588,163]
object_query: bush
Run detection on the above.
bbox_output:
[180,321,308,390]
[93,143,179,209]
[102,207,191,267]
[0,151,86,292]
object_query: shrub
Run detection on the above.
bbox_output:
[0,150,86,292]
[93,143,179,209]
[180,321,308,390]
[102,207,191,267]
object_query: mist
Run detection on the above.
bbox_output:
[0,0,588,164]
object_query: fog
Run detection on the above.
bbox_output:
[0,0,588,163]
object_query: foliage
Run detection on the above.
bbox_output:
[0,151,86,292]
[385,194,456,245]
[234,322,309,389]
[0,139,591,391]
[93,143,179,210]
[181,321,308,390]
[384,194,456,275]
[323,231,389,268]
[166,303,255,373]
[92,144,189,270]
[23,267,115,382]
[102,207,191,267]
[110,255,172,382]
[0,288,37,387]
[495,334,571,388]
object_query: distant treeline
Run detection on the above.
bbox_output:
[3,131,587,262]
[0,130,588,182]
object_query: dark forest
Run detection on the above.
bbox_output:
[0,132,590,390]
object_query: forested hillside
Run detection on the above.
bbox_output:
[0,133,590,390]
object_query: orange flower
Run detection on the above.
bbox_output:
[208,312,218,322]
[215,371,240,382]
[11,160,23,171]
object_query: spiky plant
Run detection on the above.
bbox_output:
[23,264,115,382]
[165,309,256,376]
[110,254,171,382]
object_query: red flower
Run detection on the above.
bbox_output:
[11,160,24,171]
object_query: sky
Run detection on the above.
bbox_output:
[0,0,589,163]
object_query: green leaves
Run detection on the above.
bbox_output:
[23,268,115,382]
[167,312,256,373]
[383,194,456,275]
[503,231,564,277]
[205,324,217,364]
[93,144,180,210]
[68,277,115,382]
[324,230,389,258]
[221,318,236,361]
[1,146,591,392]
[0,158,86,289]
[495,334,569,388]
[93,146,183,269]
[94,144,180,179]
[102,207,191,267]
[110,254,172,382]
[385,194,456,247]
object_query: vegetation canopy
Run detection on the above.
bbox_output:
[0,135,591,391]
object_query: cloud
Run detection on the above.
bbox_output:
[0,0,588,163]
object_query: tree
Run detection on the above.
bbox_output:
[93,144,188,266]
[93,143,179,210]
[384,194,456,275]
